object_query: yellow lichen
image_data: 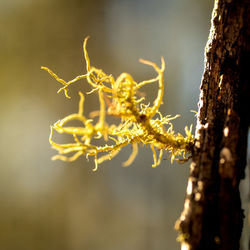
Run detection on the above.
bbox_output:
[42,37,194,171]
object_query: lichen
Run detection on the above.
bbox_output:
[42,37,194,171]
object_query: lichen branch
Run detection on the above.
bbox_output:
[42,37,194,170]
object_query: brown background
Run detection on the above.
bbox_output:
[0,0,214,249]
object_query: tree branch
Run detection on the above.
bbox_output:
[175,0,250,249]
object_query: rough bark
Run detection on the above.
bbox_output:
[175,0,250,249]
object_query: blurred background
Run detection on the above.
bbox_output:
[1,0,247,250]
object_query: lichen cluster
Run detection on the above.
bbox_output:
[42,37,194,171]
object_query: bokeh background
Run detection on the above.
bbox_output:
[1,0,248,250]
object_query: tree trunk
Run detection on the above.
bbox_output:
[175,0,250,249]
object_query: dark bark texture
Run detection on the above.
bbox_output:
[175,0,250,249]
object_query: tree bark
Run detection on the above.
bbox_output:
[175,0,250,249]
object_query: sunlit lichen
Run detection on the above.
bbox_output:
[42,37,194,171]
